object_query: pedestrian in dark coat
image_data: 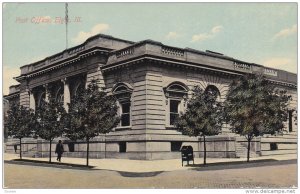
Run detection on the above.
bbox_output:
[55,140,64,162]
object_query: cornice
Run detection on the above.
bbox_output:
[15,48,109,80]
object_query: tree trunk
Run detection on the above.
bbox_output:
[104,134,106,159]
[49,139,52,163]
[19,138,22,160]
[86,137,89,166]
[247,137,251,162]
[203,135,206,165]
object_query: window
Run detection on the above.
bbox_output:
[112,83,133,128]
[121,103,130,126]
[119,142,127,153]
[270,143,278,151]
[171,141,182,152]
[68,142,75,152]
[288,110,293,132]
[164,82,189,126]
[38,92,46,108]
[170,100,180,125]
[205,85,221,101]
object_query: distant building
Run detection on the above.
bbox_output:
[4,34,297,159]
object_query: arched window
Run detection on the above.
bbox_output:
[37,92,46,108]
[112,83,133,127]
[55,87,64,104]
[73,82,84,97]
[204,85,221,101]
[164,82,188,126]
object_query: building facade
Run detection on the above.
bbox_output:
[4,34,297,160]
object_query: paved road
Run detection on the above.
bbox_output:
[3,160,297,189]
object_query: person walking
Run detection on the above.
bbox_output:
[55,140,64,162]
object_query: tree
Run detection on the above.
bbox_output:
[65,80,120,166]
[6,103,36,159]
[175,86,222,165]
[224,74,291,162]
[35,96,67,163]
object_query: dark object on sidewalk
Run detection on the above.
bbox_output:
[14,144,18,153]
[181,145,194,166]
[55,140,64,162]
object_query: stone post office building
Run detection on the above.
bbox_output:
[4,34,297,160]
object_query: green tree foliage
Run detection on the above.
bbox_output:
[65,80,120,166]
[35,96,67,163]
[175,86,222,165]
[224,74,291,162]
[6,103,36,159]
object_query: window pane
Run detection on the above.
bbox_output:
[170,100,179,113]
[119,142,127,153]
[122,103,130,113]
[121,113,130,126]
[171,141,182,152]
[170,113,179,125]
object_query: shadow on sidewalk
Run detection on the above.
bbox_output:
[187,159,297,171]
[5,159,95,170]
[117,171,164,177]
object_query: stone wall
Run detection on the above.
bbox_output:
[5,135,243,160]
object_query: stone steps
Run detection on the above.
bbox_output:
[235,142,259,158]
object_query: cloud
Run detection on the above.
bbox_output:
[191,25,223,42]
[3,66,21,95]
[272,24,297,40]
[165,31,180,40]
[72,23,110,44]
[262,57,296,73]
[211,25,223,33]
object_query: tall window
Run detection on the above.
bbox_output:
[170,100,180,125]
[56,87,64,105]
[112,83,133,127]
[121,102,131,126]
[288,110,294,132]
[37,92,46,108]
[164,82,188,126]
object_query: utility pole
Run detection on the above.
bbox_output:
[65,3,68,49]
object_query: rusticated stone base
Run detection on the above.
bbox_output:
[5,130,263,160]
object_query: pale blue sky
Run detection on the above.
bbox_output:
[2,2,297,94]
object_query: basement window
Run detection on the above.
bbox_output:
[119,142,127,153]
[270,143,278,151]
[171,141,182,152]
[68,142,75,152]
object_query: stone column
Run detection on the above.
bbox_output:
[43,84,49,102]
[62,78,70,112]
[29,90,35,111]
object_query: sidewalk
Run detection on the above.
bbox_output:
[4,152,297,173]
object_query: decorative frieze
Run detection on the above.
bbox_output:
[116,47,134,58]
[49,54,63,62]
[233,61,251,71]
[264,68,278,76]
[68,45,85,55]
[161,46,184,57]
